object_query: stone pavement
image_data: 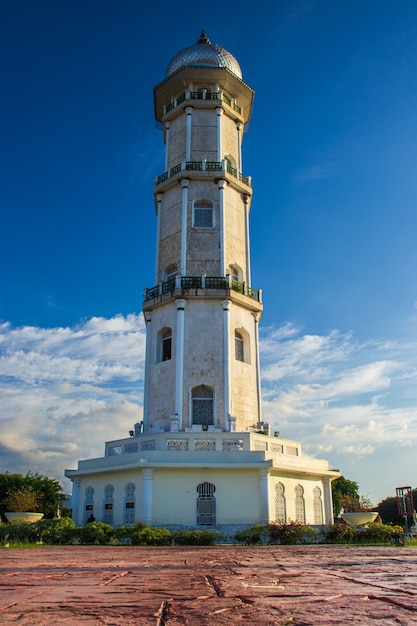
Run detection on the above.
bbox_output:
[0,545,417,625]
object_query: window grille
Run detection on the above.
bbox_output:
[274,483,287,524]
[108,446,122,456]
[103,484,114,524]
[295,484,306,524]
[255,440,267,451]
[196,482,216,525]
[313,486,324,525]
[83,486,94,523]
[235,331,244,362]
[193,200,214,228]
[167,439,189,451]
[124,443,138,454]
[123,482,136,525]
[286,445,298,456]
[195,439,216,451]
[271,444,284,453]
[192,386,214,425]
[222,439,243,451]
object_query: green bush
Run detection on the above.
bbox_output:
[358,522,404,544]
[234,524,268,544]
[35,517,76,544]
[172,529,222,545]
[129,523,172,545]
[235,522,318,545]
[77,521,115,545]
[0,520,42,543]
[325,522,357,543]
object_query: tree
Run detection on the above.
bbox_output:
[377,489,417,527]
[332,476,360,518]
[0,472,65,520]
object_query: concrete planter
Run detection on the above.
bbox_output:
[4,512,44,524]
[341,512,378,527]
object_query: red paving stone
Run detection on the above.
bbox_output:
[0,545,417,625]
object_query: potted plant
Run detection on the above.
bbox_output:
[3,487,44,523]
[341,495,378,527]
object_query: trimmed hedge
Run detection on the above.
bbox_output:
[234,522,319,545]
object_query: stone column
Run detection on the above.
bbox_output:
[142,468,154,525]
[218,180,227,275]
[322,477,335,525]
[216,107,223,161]
[155,194,162,284]
[180,180,189,276]
[253,312,262,425]
[164,123,170,172]
[243,194,251,285]
[71,477,81,525]
[142,311,152,431]
[175,299,186,429]
[185,107,193,161]
[236,122,242,174]
[221,300,230,430]
[259,469,270,523]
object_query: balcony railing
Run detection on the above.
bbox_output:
[156,160,251,186]
[144,276,261,303]
[164,91,241,115]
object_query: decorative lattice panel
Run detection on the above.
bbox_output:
[124,443,138,454]
[255,440,268,451]
[222,439,243,451]
[295,484,306,524]
[274,483,286,524]
[141,439,156,451]
[313,486,324,525]
[285,446,298,456]
[108,446,122,456]
[167,439,189,451]
[271,444,284,453]
[195,439,216,451]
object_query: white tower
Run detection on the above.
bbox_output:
[66,31,340,530]
[143,29,263,435]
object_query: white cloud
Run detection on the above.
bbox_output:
[1,315,417,503]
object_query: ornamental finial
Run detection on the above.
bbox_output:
[197,27,211,45]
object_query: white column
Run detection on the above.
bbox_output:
[253,312,262,425]
[221,300,230,431]
[185,107,193,161]
[243,194,251,285]
[142,311,152,431]
[259,469,270,523]
[236,122,242,173]
[154,194,162,284]
[141,468,154,525]
[322,477,335,525]
[175,299,186,429]
[216,107,223,161]
[164,123,170,172]
[71,477,81,524]
[218,180,227,275]
[180,179,189,276]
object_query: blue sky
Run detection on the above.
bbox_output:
[1,0,417,504]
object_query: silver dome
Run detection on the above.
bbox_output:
[165,30,242,79]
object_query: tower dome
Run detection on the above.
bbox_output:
[165,29,242,79]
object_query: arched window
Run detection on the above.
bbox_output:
[196,482,216,525]
[192,385,214,426]
[163,264,177,282]
[235,331,244,362]
[193,200,214,228]
[123,482,136,525]
[157,327,172,362]
[103,484,114,525]
[274,483,287,524]
[313,486,324,525]
[83,486,94,524]
[295,484,306,524]
[229,265,240,283]
[162,329,172,361]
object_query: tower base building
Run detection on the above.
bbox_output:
[65,31,340,530]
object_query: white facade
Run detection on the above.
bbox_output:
[65,31,340,529]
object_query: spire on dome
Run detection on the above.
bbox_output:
[197,27,211,45]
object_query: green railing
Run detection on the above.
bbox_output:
[156,161,251,187]
[164,91,241,114]
[144,277,261,302]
